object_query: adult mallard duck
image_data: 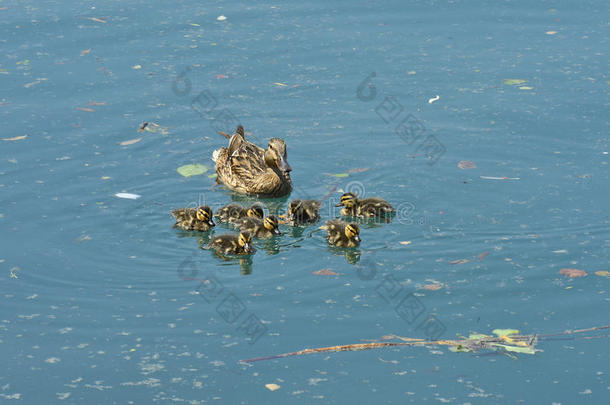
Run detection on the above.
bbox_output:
[208,231,254,255]
[288,199,321,225]
[212,125,292,197]
[171,206,215,231]
[216,203,264,224]
[325,219,361,247]
[236,215,281,238]
[335,192,395,218]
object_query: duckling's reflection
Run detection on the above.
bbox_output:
[327,245,362,265]
[257,237,281,255]
[196,231,215,246]
[340,214,394,227]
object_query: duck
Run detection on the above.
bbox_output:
[324,219,361,247]
[208,231,254,255]
[212,125,292,197]
[235,215,281,238]
[335,192,395,218]
[288,199,321,225]
[216,203,264,223]
[171,205,215,231]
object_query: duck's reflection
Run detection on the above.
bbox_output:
[327,245,361,265]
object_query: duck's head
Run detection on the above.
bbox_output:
[247,204,264,219]
[196,206,215,227]
[235,125,245,137]
[345,223,361,243]
[335,192,358,208]
[288,199,303,221]
[263,215,281,235]
[264,138,291,173]
[238,231,252,253]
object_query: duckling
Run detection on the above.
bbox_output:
[288,199,321,225]
[213,125,292,197]
[325,219,361,247]
[236,215,281,238]
[215,203,264,224]
[335,192,395,218]
[208,231,254,255]
[171,205,215,231]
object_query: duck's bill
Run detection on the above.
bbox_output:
[273,228,281,235]
[354,235,361,242]
[278,158,291,172]
[208,219,216,226]
[244,243,251,252]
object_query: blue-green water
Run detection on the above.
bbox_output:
[1,0,609,403]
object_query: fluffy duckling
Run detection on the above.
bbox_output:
[325,219,361,247]
[171,206,215,231]
[213,125,292,197]
[208,231,254,255]
[288,199,321,225]
[335,192,395,218]
[216,203,264,223]
[236,215,281,238]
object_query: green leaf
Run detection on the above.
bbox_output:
[493,329,520,337]
[503,79,527,86]
[519,86,534,90]
[331,173,349,178]
[207,173,218,178]
[177,164,208,177]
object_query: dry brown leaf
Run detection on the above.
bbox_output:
[2,134,27,141]
[457,160,477,170]
[478,252,490,261]
[265,383,280,391]
[120,137,142,146]
[76,107,95,112]
[80,48,91,56]
[313,269,339,276]
[423,283,443,291]
[348,167,371,173]
[449,259,471,265]
[399,241,412,246]
[88,101,106,106]
[559,268,587,278]
[89,17,106,23]
[594,271,610,277]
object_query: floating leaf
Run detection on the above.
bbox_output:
[88,17,106,23]
[80,48,91,56]
[76,107,95,112]
[265,383,280,391]
[273,82,287,87]
[207,173,218,178]
[457,160,476,170]
[478,251,490,261]
[519,86,534,90]
[216,15,227,21]
[546,31,557,35]
[594,271,610,277]
[177,164,208,177]
[559,268,587,278]
[503,79,527,86]
[493,329,520,337]
[120,137,142,146]
[2,134,27,141]
[115,193,141,200]
[216,74,228,79]
[399,241,412,246]
[313,269,340,276]
[423,283,443,291]
[331,173,349,178]
[348,167,371,173]
[449,259,470,265]
[132,64,142,70]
